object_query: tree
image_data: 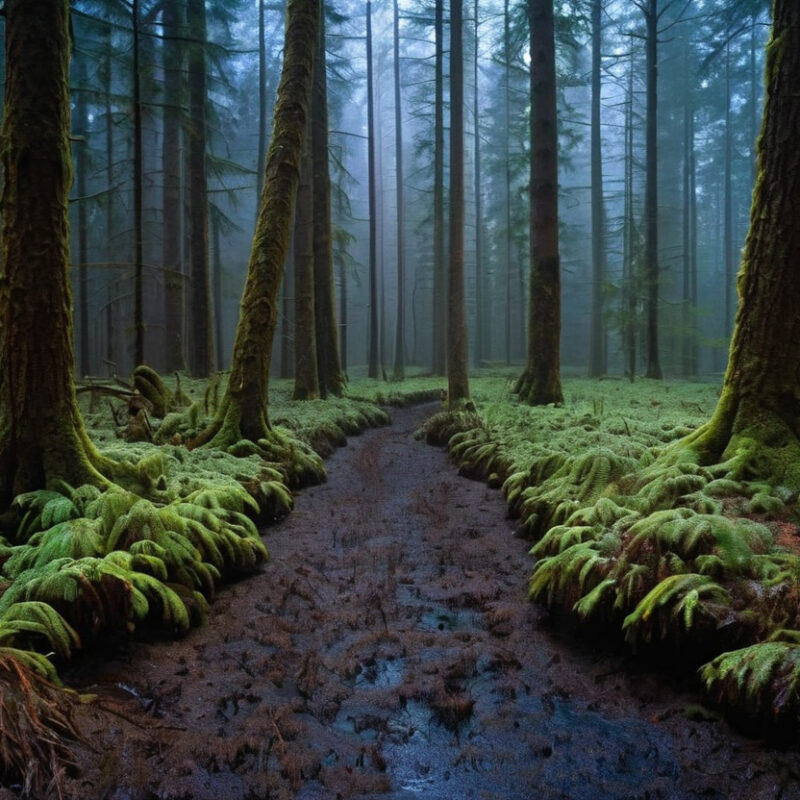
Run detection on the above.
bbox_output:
[187,0,214,377]
[431,0,446,376]
[366,0,380,379]
[678,0,800,486]
[0,0,114,506]
[192,0,322,481]
[447,0,470,408]
[162,0,186,374]
[311,4,344,398]
[588,0,606,377]
[516,0,563,405]
[392,0,407,381]
[292,130,320,400]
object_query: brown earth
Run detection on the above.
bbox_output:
[61,403,800,800]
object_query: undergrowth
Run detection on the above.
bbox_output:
[421,371,800,729]
[0,370,416,790]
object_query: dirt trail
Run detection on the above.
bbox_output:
[65,404,800,800]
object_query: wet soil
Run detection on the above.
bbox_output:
[65,404,800,800]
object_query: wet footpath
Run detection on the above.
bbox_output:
[66,404,800,800]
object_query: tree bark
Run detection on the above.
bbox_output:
[366,0,380,379]
[162,0,186,374]
[680,0,800,486]
[473,0,485,367]
[187,0,214,377]
[293,131,319,400]
[311,4,344,398]
[516,0,563,405]
[588,0,606,378]
[132,0,145,366]
[392,0,406,381]
[643,0,662,379]
[0,0,113,506]
[194,0,320,462]
[74,56,91,377]
[447,0,470,407]
[431,0,446,376]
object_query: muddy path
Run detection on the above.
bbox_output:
[64,404,800,800]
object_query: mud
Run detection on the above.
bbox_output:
[64,404,800,799]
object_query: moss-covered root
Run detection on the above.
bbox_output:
[415,409,483,447]
[133,365,173,418]
[194,403,325,489]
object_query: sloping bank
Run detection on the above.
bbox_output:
[422,375,800,733]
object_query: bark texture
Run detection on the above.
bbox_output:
[293,131,319,401]
[196,0,319,451]
[311,6,344,398]
[0,0,110,506]
[517,0,563,406]
[447,0,471,407]
[680,0,800,486]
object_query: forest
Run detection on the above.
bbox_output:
[0,0,799,797]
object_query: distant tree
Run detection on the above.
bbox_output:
[366,0,380,379]
[0,0,115,504]
[392,0,407,381]
[447,0,471,407]
[432,0,446,376]
[588,0,606,377]
[186,0,214,377]
[132,0,145,366]
[162,0,186,373]
[516,0,563,405]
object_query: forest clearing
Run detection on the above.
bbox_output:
[0,0,799,797]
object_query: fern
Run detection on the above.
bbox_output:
[11,489,79,543]
[0,602,81,661]
[529,540,615,608]
[532,525,599,557]
[701,641,800,720]
[622,573,731,645]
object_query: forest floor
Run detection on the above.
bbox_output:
[62,402,800,800]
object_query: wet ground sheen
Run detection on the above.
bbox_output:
[65,404,800,799]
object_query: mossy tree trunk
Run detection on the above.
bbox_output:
[311,4,344,398]
[516,0,563,406]
[195,0,318,449]
[447,0,471,408]
[0,0,113,506]
[681,0,800,487]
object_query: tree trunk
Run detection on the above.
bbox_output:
[681,67,697,377]
[473,0,485,367]
[516,0,563,405]
[623,57,637,381]
[187,0,214,377]
[392,0,406,381]
[257,0,267,202]
[643,0,662,379]
[724,42,734,341]
[680,0,800,486]
[212,209,225,369]
[311,5,344,398]
[104,23,116,370]
[74,56,91,377]
[293,131,319,400]
[504,0,513,365]
[132,0,145,366]
[431,0,446,376]
[447,0,470,407]
[0,0,113,506]
[193,0,322,478]
[366,0,380,379]
[588,0,606,378]
[162,0,186,374]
